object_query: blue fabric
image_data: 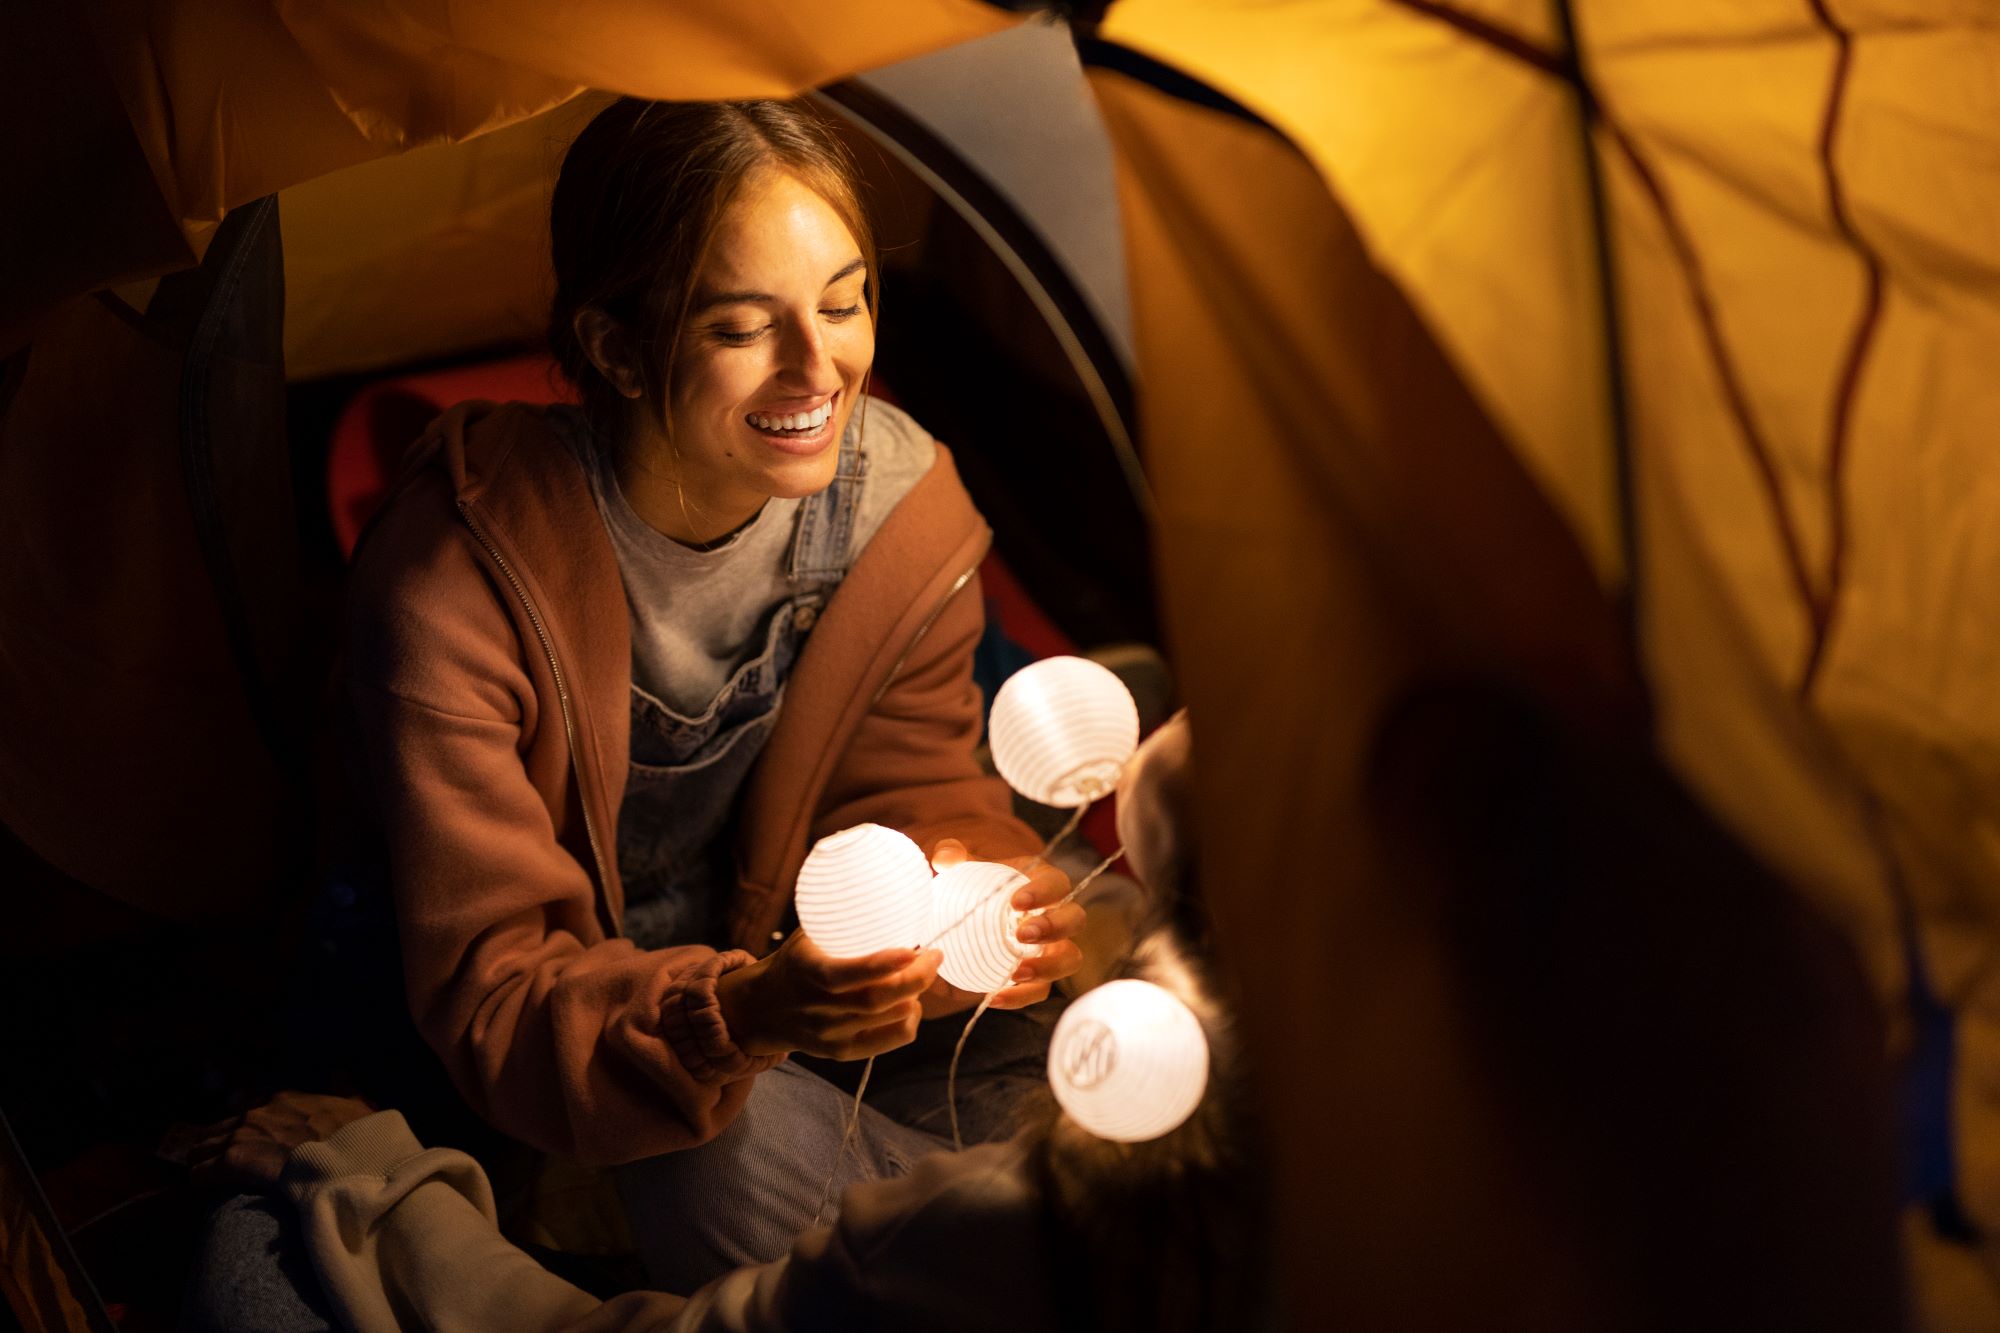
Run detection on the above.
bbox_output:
[616,430,870,949]
[180,1195,334,1333]
[1899,945,1960,1217]
[615,998,1060,1294]
[970,612,1037,741]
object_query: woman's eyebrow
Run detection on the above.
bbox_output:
[693,287,773,313]
[693,257,867,315]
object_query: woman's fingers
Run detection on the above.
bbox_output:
[1016,901,1085,945]
[824,1001,925,1059]
[1008,862,1073,911]
[202,1141,290,1193]
[1015,941,1083,986]
[814,945,921,990]
[184,1129,235,1163]
[981,939,1084,1009]
[797,954,941,1018]
[821,948,940,997]
[983,978,1055,1011]
[842,958,941,1011]
[917,976,981,1020]
[929,838,970,871]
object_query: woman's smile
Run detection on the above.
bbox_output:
[743,388,840,455]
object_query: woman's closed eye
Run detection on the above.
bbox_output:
[709,303,863,346]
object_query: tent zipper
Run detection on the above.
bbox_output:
[869,535,990,711]
[457,499,617,932]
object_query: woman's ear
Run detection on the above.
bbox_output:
[574,307,646,400]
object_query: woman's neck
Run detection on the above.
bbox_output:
[611,427,765,549]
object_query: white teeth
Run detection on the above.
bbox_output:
[748,399,835,433]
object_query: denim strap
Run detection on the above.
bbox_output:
[786,418,868,591]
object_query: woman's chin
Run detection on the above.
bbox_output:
[744,444,841,502]
[734,412,849,494]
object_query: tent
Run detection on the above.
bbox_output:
[5,0,1996,1327]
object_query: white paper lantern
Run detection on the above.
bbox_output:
[1048,979,1209,1143]
[795,824,934,957]
[989,656,1140,808]
[928,860,1032,993]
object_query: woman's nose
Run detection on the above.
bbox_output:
[778,316,840,390]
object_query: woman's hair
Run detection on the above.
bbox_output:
[546,97,878,440]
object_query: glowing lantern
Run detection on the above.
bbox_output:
[989,656,1140,808]
[795,824,933,957]
[1048,979,1209,1142]
[928,860,1032,993]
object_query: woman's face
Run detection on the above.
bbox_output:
[651,167,874,536]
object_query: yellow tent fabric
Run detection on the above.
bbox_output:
[278,93,610,380]
[1086,67,1638,1329]
[3,0,1014,354]
[1087,0,2000,1322]
[109,0,1014,227]
[1090,52,1908,1326]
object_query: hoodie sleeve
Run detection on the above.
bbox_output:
[285,1115,1037,1333]
[285,1111,691,1333]
[345,473,778,1167]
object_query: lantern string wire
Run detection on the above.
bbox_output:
[947,992,997,1152]
[812,1053,876,1229]
[917,806,1100,954]
[940,843,1126,1150]
[811,798,1131,1213]
[1038,803,1090,862]
[1060,845,1125,906]
[919,835,1128,957]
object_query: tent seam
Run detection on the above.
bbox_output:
[1601,123,1824,648]
[1796,0,1887,700]
[1382,0,1570,81]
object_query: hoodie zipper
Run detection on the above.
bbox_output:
[869,535,991,710]
[457,499,616,930]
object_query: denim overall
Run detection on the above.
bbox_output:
[616,428,869,950]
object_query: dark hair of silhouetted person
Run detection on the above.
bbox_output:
[1029,927,1269,1333]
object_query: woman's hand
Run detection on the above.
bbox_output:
[921,838,1084,1016]
[182,1091,377,1194]
[715,932,941,1060]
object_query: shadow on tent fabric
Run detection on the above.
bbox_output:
[0,195,320,921]
[1085,43,1904,1330]
[0,194,335,1327]
[1367,677,1903,1329]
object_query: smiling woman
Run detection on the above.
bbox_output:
[553,102,882,545]
[643,180,872,537]
[335,96,1087,1291]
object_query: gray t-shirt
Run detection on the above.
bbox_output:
[560,397,937,716]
